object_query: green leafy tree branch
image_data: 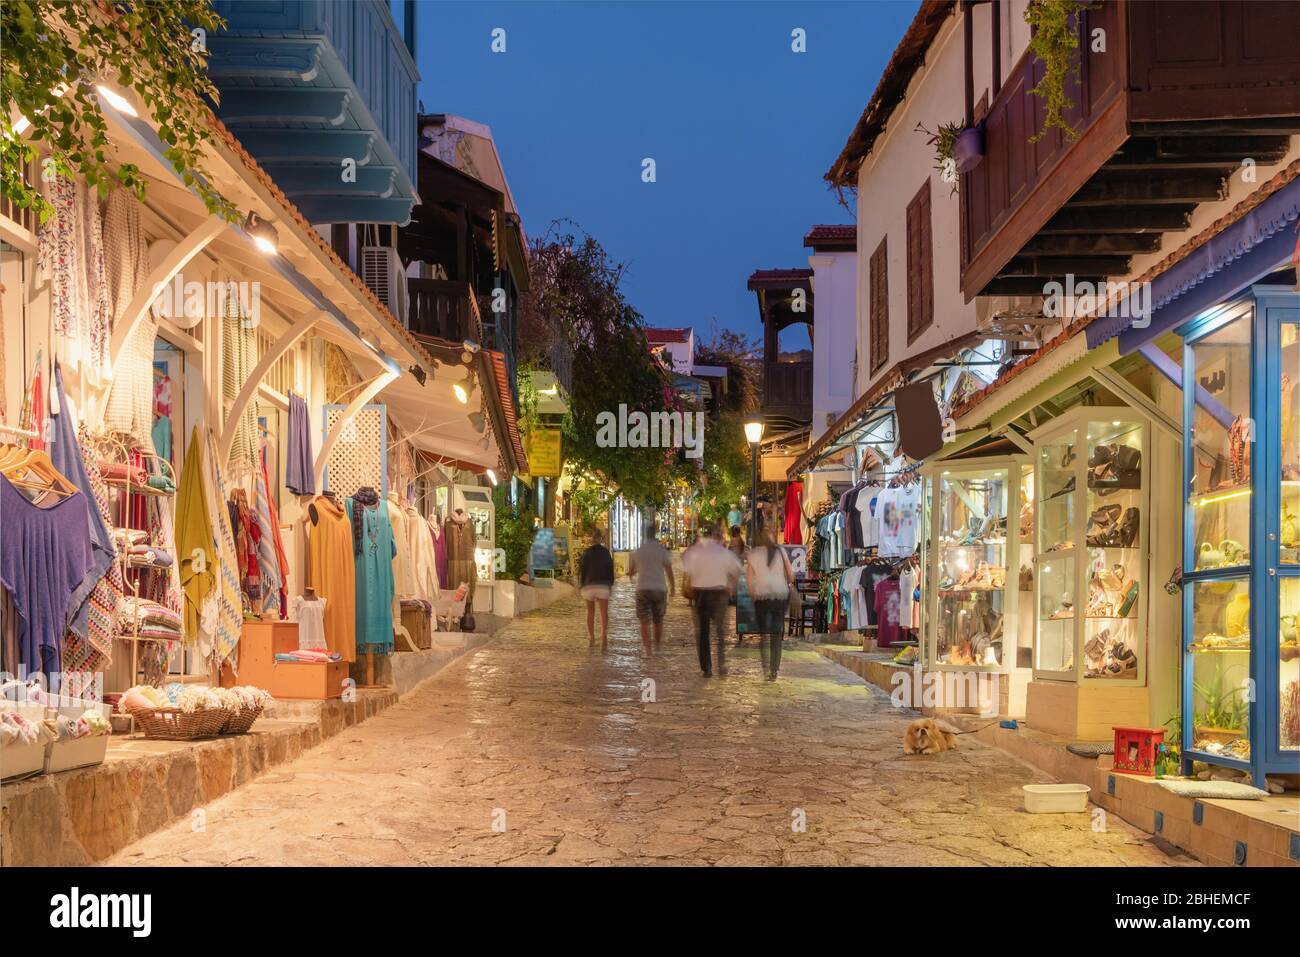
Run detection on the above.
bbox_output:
[1,0,238,223]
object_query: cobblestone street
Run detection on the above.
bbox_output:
[108,584,1191,866]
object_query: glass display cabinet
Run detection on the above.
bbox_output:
[1031,408,1149,683]
[1027,408,1151,739]
[1180,286,1300,786]
[922,458,1028,672]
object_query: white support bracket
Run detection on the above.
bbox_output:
[107,217,226,372]
[218,315,320,464]
[312,370,398,493]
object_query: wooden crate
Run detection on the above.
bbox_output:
[399,605,432,650]
[222,621,349,700]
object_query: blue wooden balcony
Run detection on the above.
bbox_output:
[208,0,420,225]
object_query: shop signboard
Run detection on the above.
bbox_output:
[527,428,563,477]
[530,528,557,572]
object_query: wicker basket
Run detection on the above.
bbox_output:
[127,705,230,740]
[221,705,264,735]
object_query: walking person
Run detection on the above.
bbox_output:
[628,524,674,648]
[727,524,749,641]
[681,523,741,677]
[578,528,614,647]
[745,529,795,680]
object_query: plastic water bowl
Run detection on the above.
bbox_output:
[1022,783,1091,813]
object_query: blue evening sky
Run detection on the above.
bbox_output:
[413,0,918,347]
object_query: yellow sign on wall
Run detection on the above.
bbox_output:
[527,428,563,477]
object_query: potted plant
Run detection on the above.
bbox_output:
[1192,669,1249,746]
[916,121,982,193]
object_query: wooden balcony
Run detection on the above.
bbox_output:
[961,0,1300,300]
[762,361,813,430]
[407,279,482,344]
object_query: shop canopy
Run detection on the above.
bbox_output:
[785,333,1003,479]
[1086,174,1300,355]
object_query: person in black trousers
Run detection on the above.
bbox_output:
[681,525,742,676]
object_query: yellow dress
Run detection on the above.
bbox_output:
[306,496,357,661]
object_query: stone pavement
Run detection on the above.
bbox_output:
[106,581,1195,866]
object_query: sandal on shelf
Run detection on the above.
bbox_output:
[1099,564,1125,592]
[1047,477,1076,500]
[1049,601,1075,620]
[1117,580,1140,618]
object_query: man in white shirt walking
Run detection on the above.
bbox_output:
[681,524,742,677]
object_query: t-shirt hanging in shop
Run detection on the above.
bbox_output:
[878,483,921,558]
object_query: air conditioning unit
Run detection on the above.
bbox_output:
[361,245,409,327]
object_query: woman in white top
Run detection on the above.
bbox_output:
[744,529,795,680]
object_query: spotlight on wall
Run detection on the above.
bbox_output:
[409,364,427,386]
[452,371,477,404]
[461,339,480,363]
[469,411,486,433]
[244,212,278,256]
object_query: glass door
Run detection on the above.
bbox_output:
[1183,305,1254,771]
[1082,416,1144,681]
[1269,303,1300,764]
[932,465,1012,669]
[1036,429,1078,677]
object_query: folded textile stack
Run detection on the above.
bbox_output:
[112,528,150,549]
[274,649,343,663]
[147,474,176,493]
[400,598,432,612]
[126,544,174,568]
[174,686,226,714]
[117,598,182,641]
[99,461,148,486]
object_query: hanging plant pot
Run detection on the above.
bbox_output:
[953,124,985,174]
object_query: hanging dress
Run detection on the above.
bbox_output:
[349,496,395,655]
[784,481,805,545]
[0,477,96,680]
[306,495,357,661]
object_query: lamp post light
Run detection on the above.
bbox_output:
[743,420,764,544]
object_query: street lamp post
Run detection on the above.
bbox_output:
[744,420,764,545]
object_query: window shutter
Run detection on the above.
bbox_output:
[907,179,934,344]
[870,237,888,375]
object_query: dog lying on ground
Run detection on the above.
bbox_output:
[903,717,958,755]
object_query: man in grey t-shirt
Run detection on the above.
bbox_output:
[629,526,675,646]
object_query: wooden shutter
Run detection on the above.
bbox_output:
[869,237,888,375]
[906,179,934,344]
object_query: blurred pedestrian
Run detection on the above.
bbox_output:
[745,529,795,680]
[681,523,741,677]
[578,528,614,647]
[629,524,674,647]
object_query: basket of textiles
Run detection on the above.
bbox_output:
[119,685,230,740]
[46,710,112,772]
[217,687,273,734]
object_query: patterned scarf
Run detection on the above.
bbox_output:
[351,486,379,554]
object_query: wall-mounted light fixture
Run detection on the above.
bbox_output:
[244,212,278,256]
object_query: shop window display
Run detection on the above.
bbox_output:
[1178,285,1300,786]
[1187,578,1252,762]
[1032,409,1148,684]
[928,464,1018,668]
